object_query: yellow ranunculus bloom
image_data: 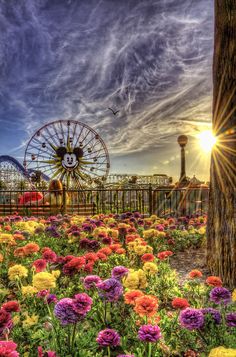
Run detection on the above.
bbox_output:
[134,245,147,256]
[143,262,158,275]
[232,289,236,302]
[51,270,61,278]
[0,233,15,244]
[123,271,140,290]
[143,229,156,239]
[208,347,236,357]
[8,264,28,281]
[21,285,37,296]
[198,226,206,235]
[33,272,56,291]
[123,269,147,290]
[22,313,39,328]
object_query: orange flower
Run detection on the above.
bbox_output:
[124,290,144,305]
[189,270,203,279]
[13,233,25,241]
[134,295,158,317]
[96,252,107,261]
[109,244,122,252]
[115,248,126,255]
[171,297,190,309]
[141,253,155,262]
[4,225,12,231]
[13,247,26,257]
[0,253,3,262]
[23,243,40,255]
[98,247,112,256]
[206,276,223,287]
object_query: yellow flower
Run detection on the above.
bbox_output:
[198,226,206,235]
[51,270,60,278]
[143,229,156,239]
[12,315,20,324]
[232,289,236,302]
[156,232,166,238]
[123,269,147,290]
[21,285,37,296]
[123,271,140,290]
[109,229,119,239]
[22,313,39,328]
[143,262,158,275]
[8,264,28,281]
[134,245,147,256]
[0,233,15,244]
[208,347,236,357]
[33,272,56,291]
[145,245,154,253]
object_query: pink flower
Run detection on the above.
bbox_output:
[0,340,19,357]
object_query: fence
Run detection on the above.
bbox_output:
[0,186,209,217]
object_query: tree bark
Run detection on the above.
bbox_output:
[207,0,236,287]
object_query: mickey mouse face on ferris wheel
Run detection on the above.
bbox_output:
[56,147,84,171]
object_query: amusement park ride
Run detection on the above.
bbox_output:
[0,119,172,190]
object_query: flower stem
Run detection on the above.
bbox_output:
[107,346,111,357]
[148,342,152,357]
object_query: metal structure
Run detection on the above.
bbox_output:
[24,120,110,188]
[0,155,30,191]
[106,173,172,188]
[0,186,209,217]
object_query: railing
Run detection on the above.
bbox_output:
[0,186,209,217]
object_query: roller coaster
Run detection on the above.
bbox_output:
[0,155,49,190]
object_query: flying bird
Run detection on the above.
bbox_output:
[108,107,119,115]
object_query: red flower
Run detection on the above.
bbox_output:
[32,259,47,273]
[42,249,57,263]
[63,257,86,276]
[189,270,203,279]
[96,252,107,261]
[1,301,20,313]
[157,251,173,260]
[206,276,223,287]
[84,253,98,263]
[171,298,190,310]
[141,254,155,262]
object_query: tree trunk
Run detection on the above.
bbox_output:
[207,0,236,288]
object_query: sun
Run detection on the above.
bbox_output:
[198,130,217,153]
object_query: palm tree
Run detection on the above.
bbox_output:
[207,0,236,287]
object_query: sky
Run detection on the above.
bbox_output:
[0,0,214,181]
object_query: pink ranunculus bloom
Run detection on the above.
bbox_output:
[0,340,19,357]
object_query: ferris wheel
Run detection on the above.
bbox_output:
[23,120,110,188]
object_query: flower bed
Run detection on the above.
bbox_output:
[0,213,235,357]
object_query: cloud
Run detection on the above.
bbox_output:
[0,0,214,180]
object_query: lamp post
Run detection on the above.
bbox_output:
[177,135,188,184]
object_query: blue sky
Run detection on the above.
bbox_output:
[0,0,214,181]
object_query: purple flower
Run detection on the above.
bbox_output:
[96,329,120,347]
[73,293,93,315]
[138,325,161,343]
[46,294,58,305]
[102,236,112,245]
[54,298,79,325]
[210,287,232,305]
[179,308,204,330]
[88,240,100,251]
[201,308,221,325]
[111,266,129,280]
[79,238,91,249]
[226,312,236,327]
[83,275,102,290]
[97,278,123,302]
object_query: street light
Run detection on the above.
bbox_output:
[177,135,188,184]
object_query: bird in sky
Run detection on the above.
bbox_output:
[108,107,120,115]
